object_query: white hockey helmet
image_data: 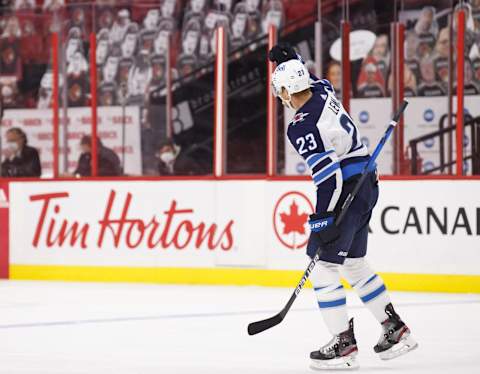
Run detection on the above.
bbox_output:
[271,59,310,98]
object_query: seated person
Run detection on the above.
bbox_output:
[1,127,41,177]
[157,140,180,175]
[72,135,122,177]
[156,139,211,176]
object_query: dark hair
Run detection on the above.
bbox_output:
[7,127,27,144]
[80,135,103,147]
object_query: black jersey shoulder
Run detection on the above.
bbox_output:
[311,79,335,96]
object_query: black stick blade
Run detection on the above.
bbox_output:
[248,313,283,335]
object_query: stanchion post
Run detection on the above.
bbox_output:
[89,32,98,177]
[52,32,60,178]
[267,24,278,177]
[214,26,227,177]
[341,20,350,112]
[456,9,465,176]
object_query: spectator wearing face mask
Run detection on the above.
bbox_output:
[1,127,41,177]
[157,140,180,175]
[156,139,212,176]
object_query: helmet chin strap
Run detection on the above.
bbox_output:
[280,92,295,110]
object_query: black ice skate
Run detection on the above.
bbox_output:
[310,318,359,370]
[374,303,418,360]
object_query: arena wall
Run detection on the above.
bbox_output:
[1,178,479,293]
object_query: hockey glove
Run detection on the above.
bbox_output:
[306,212,341,258]
[268,43,298,64]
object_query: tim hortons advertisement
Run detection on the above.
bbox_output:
[9,181,265,268]
[8,180,480,276]
[0,106,142,176]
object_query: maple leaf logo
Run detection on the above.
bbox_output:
[280,200,308,235]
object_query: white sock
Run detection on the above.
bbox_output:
[352,273,391,323]
[341,258,390,323]
[310,261,349,335]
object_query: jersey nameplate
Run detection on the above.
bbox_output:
[328,97,341,116]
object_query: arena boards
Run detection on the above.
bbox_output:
[3,179,480,293]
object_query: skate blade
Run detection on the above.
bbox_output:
[378,335,418,361]
[310,353,359,371]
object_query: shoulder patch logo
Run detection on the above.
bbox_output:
[292,112,309,125]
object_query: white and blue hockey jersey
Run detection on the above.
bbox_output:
[286,78,374,213]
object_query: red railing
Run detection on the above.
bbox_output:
[89,32,98,177]
[51,32,60,178]
[267,25,278,177]
[456,9,465,177]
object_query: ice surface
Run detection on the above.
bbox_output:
[0,280,479,374]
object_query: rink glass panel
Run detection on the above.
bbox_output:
[92,1,175,177]
[1,1,479,179]
[0,6,56,177]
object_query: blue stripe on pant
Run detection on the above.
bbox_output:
[318,297,347,308]
[360,284,386,303]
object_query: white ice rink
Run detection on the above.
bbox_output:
[0,281,479,374]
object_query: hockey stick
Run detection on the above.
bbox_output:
[247,100,409,336]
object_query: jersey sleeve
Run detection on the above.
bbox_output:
[287,121,343,213]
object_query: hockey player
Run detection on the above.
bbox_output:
[269,44,418,370]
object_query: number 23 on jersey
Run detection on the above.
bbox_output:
[296,133,318,155]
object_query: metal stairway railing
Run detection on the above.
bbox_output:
[409,115,480,175]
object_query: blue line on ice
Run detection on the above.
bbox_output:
[0,298,478,330]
